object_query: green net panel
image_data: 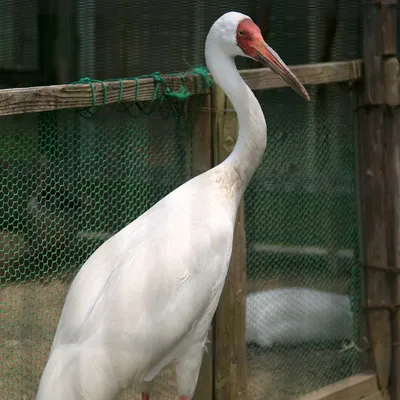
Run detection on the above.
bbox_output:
[245,84,360,400]
[0,95,205,399]
[244,2,362,398]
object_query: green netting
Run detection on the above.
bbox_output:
[245,84,361,400]
[0,87,207,399]
[0,86,362,400]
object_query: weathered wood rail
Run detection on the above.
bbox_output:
[0,60,362,117]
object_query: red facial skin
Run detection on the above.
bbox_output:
[236,19,263,58]
[235,18,311,102]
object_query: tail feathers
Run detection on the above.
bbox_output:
[36,345,122,400]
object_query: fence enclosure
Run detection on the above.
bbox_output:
[0,1,399,399]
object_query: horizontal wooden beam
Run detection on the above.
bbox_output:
[0,60,363,117]
[298,373,380,400]
[0,74,206,117]
[253,243,355,259]
[363,393,384,400]
[242,59,363,91]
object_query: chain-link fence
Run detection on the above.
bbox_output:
[245,84,360,400]
[0,94,206,399]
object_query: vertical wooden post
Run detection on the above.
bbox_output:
[385,59,400,400]
[55,0,79,83]
[357,93,391,399]
[358,1,398,399]
[359,0,387,392]
[192,94,213,400]
[381,1,400,399]
[213,86,247,400]
[38,0,57,85]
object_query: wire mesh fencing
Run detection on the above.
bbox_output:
[0,92,206,399]
[0,79,363,400]
[244,83,361,400]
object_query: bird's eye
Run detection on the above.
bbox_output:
[238,29,245,36]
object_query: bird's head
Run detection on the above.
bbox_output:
[206,11,310,101]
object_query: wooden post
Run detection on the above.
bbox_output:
[380,1,400,399]
[55,0,78,83]
[385,59,400,400]
[192,94,213,400]
[213,86,247,400]
[357,1,397,398]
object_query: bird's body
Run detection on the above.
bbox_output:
[36,11,309,400]
[37,169,239,399]
[246,288,353,348]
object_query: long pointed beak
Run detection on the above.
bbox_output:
[254,42,310,101]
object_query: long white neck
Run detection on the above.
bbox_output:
[205,43,267,195]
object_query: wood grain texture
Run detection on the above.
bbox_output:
[363,3,383,105]
[383,58,399,106]
[0,60,363,117]
[213,86,247,400]
[383,56,400,399]
[357,3,393,398]
[241,59,362,91]
[388,107,400,400]
[298,373,380,400]
[381,1,397,56]
[191,95,212,178]
[357,101,391,396]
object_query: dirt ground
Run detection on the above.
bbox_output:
[0,279,358,399]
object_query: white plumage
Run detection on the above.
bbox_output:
[246,288,353,348]
[36,11,309,400]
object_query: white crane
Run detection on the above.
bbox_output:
[36,11,309,400]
